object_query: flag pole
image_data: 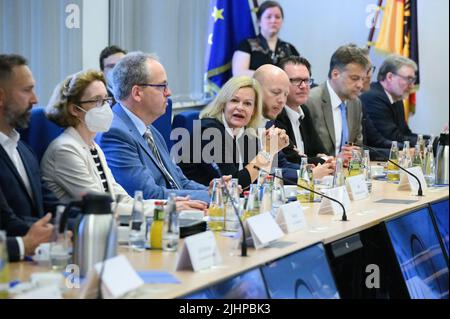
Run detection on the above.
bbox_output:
[367,0,384,52]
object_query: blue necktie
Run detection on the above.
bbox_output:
[339,102,349,151]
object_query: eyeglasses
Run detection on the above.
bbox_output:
[138,82,169,93]
[289,78,313,87]
[393,73,417,85]
[78,96,113,107]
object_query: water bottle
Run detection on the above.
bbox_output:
[162,193,179,252]
[417,134,425,158]
[423,143,435,187]
[260,176,273,214]
[129,191,146,250]
[272,168,286,213]
[297,158,314,202]
[387,141,400,181]
[224,178,240,232]
[208,178,224,231]
[242,184,260,221]
[412,144,423,168]
[362,149,372,193]
[401,141,412,168]
[333,157,345,187]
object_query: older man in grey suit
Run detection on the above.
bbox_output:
[305,44,369,157]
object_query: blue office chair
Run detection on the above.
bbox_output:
[20,107,64,162]
[152,99,173,149]
[171,110,200,147]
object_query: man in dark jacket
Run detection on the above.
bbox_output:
[361,54,420,146]
[1,186,53,262]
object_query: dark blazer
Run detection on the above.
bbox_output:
[179,118,260,189]
[0,141,59,224]
[1,187,29,262]
[265,120,299,184]
[360,82,417,145]
[362,107,395,161]
[275,106,327,165]
[99,104,210,202]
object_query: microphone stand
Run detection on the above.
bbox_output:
[211,163,248,257]
[253,165,349,222]
[353,143,424,196]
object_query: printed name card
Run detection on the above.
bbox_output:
[81,255,144,299]
[318,186,351,216]
[398,166,428,194]
[346,174,369,201]
[276,201,307,234]
[246,212,284,249]
[176,231,222,272]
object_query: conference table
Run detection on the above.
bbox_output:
[9,179,449,299]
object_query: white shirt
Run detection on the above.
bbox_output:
[222,113,244,170]
[0,130,34,201]
[284,105,305,154]
[327,81,346,156]
[383,88,395,104]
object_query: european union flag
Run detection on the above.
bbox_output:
[205,0,256,95]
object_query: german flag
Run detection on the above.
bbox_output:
[374,0,419,121]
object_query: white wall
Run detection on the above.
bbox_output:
[409,0,449,136]
[82,0,109,70]
[278,0,449,136]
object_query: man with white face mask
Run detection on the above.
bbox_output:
[41,70,207,214]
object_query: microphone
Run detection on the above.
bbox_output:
[253,165,349,222]
[353,143,423,196]
[210,162,248,257]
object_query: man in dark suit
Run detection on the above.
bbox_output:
[99,52,210,203]
[1,186,53,262]
[99,45,127,102]
[360,54,420,146]
[305,44,369,158]
[253,64,333,181]
[277,56,333,168]
[0,54,59,223]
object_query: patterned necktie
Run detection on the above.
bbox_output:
[143,128,181,190]
[339,102,349,151]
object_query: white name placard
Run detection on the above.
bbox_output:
[398,166,428,194]
[318,186,351,217]
[246,212,284,249]
[176,231,222,272]
[346,174,369,201]
[81,255,144,299]
[276,201,307,233]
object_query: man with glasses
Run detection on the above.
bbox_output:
[99,52,210,203]
[361,54,420,145]
[305,44,369,157]
[276,56,331,166]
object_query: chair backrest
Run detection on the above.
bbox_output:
[171,110,200,147]
[152,99,173,149]
[20,107,64,162]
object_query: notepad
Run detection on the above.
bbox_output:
[138,271,181,284]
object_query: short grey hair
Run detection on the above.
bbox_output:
[377,54,417,82]
[111,51,159,101]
